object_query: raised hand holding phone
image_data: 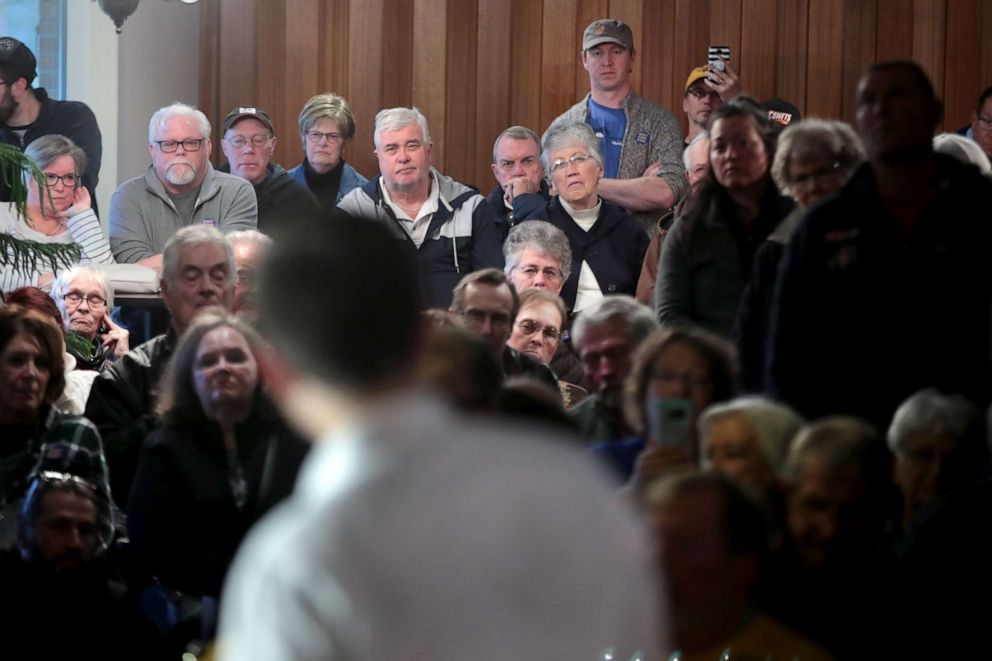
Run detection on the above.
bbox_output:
[99,311,130,358]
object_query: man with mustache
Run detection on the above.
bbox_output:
[86,225,236,505]
[108,103,257,272]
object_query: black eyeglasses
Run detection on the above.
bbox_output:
[155,138,205,153]
[686,86,721,100]
[43,172,80,188]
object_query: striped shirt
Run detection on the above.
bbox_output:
[0,202,114,292]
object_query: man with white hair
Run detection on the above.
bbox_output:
[338,106,503,308]
[108,102,257,271]
[227,228,271,324]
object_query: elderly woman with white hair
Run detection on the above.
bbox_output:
[888,389,981,532]
[50,265,128,371]
[699,396,805,497]
[1,134,113,292]
[513,122,648,315]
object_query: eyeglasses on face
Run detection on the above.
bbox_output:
[307,130,344,144]
[516,265,561,282]
[63,292,108,309]
[225,134,271,149]
[517,319,560,343]
[43,172,80,188]
[155,138,205,153]
[549,153,595,173]
[686,86,721,100]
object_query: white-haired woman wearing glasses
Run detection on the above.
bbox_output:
[50,265,129,371]
[513,122,649,315]
[1,134,113,292]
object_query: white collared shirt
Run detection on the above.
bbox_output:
[380,176,439,248]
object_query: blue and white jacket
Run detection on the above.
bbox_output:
[337,168,505,308]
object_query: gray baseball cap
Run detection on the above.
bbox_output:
[582,19,634,51]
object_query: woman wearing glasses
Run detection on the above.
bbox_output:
[1,134,113,292]
[513,122,649,314]
[50,265,129,371]
[288,92,368,214]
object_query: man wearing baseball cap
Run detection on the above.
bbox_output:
[682,64,740,148]
[219,106,320,234]
[547,19,685,234]
[0,36,103,211]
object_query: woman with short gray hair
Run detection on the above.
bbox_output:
[50,265,128,370]
[287,92,367,211]
[513,122,648,314]
[1,134,114,292]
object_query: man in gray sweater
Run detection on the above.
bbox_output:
[109,102,257,271]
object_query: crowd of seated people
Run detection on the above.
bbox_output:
[3,20,992,658]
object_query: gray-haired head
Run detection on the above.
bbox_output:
[226,229,272,250]
[785,416,890,487]
[24,134,87,180]
[161,225,235,286]
[699,396,805,479]
[148,102,211,144]
[887,389,978,455]
[50,265,115,329]
[572,295,656,349]
[771,118,865,197]
[503,221,573,282]
[298,92,357,142]
[540,122,604,180]
[492,126,541,163]
[683,131,709,172]
[932,133,992,177]
[374,107,432,150]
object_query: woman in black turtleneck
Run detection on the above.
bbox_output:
[286,92,368,213]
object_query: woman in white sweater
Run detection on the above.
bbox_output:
[1,134,113,292]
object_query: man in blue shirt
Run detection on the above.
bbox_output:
[548,19,686,233]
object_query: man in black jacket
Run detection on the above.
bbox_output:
[0,36,102,211]
[218,106,321,234]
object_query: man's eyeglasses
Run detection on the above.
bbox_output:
[63,292,107,309]
[549,153,595,173]
[155,138,205,153]
[460,308,512,329]
[225,135,272,149]
[307,130,344,144]
[517,319,560,344]
[43,172,80,188]
[686,86,721,100]
[516,265,561,282]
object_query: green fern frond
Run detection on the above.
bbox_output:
[0,142,49,221]
[0,233,82,274]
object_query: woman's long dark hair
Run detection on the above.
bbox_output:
[682,97,781,244]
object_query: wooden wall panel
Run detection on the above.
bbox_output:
[943,0,981,129]
[200,0,992,191]
[806,0,844,119]
[475,0,512,189]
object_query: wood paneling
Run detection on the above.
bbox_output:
[201,0,992,192]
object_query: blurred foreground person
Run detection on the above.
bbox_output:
[0,442,165,660]
[646,472,832,661]
[218,216,665,659]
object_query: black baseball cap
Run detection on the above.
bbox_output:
[0,37,37,84]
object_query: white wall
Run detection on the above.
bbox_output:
[65,0,201,218]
